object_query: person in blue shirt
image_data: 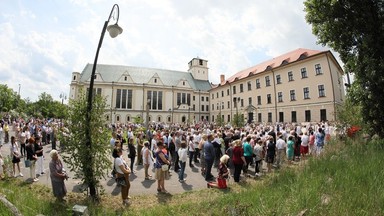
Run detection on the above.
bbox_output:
[204,134,215,181]
[242,136,253,176]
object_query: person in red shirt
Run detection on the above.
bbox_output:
[231,140,246,183]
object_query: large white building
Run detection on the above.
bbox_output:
[210,48,345,124]
[69,48,345,125]
[69,58,212,125]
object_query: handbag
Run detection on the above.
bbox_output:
[116,176,126,187]
[25,159,31,168]
[161,164,168,171]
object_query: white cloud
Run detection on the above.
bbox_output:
[0,0,339,102]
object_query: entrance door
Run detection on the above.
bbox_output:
[248,112,253,124]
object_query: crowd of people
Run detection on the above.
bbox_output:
[1,114,335,206]
[108,120,334,206]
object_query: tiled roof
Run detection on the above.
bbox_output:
[222,48,325,85]
[79,64,212,91]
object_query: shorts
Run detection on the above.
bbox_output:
[12,156,20,164]
[300,146,309,154]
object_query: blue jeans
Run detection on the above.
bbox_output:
[179,161,186,180]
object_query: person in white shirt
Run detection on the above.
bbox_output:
[177,141,188,183]
[275,134,287,168]
[113,148,131,205]
[300,132,309,159]
[142,141,153,180]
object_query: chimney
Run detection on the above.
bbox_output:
[220,74,225,83]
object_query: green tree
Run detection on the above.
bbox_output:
[60,90,110,200]
[304,0,384,136]
[0,84,18,112]
[232,113,244,128]
[215,114,225,127]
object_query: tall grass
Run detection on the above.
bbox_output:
[1,138,384,215]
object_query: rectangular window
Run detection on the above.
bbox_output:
[221,102,224,110]
[202,96,205,101]
[258,113,262,123]
[201,105,205,111]
[256,79,260,89]
[227,89,230,96]
[193,95,195,101]
[265,76,271,86]
[279,112,284,122]
[320,109,327,121]
[233,86,237,94]
[318,85,325,97]
[240,99,244,107]
[303,87,310,99]
[115,89,133,109]
[267,94,272,104]
[291,111,297,122]
[147,90,163,110]
[177,93,191,105]
[206,105,209,112]
[122,89,127,109]
[206,97,209,101]
[115,89,121,108]
[127,90,132,109]
[288,71,294,81]
[305,110,311,122]
[315,64,322,75]
[278,92,283,102]
[193,104,195,110]
[227,114,231,122]
[257,96,262,105]
[221,91,224,97]
[247,81,252,91]
[216,92,219,98]
[268,112,272,122]
[248,97,252,105]
[212,104,215,111]
[227,101,230,109]
[212,93,214,99]
[240,84,244,93]
[290,90,296,101]
[276,74,281,84]
[301,68,308,78]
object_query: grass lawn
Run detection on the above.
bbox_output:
[1,137,383,215]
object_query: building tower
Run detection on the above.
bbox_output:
[188,57,209,81]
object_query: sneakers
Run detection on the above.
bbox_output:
[14,174,17,178]
[33,178,39,182]
[19,173,23,177]
[178,179,186,183]
[127,196,131,199]
[123,199,130,205]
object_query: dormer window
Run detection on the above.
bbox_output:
[154,78,157,83]
[94,75,97,79]
[124,76,127,81]
[183,81,185,86]
[199,59,203,65]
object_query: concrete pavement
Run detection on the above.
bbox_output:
[1,136,220,197]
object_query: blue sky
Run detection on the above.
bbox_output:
[0,0,340,102]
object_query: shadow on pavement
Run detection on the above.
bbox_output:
[141,179,156,188]
[111,185,121,196]
[106,178,116,187]
[72,183,87,193]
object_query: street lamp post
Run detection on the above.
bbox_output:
[60,93,67,105]
[85,4,123,199]
[234,97,240,127]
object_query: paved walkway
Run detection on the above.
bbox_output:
[1,132,220,197]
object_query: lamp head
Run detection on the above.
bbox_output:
[107,24,123,38]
